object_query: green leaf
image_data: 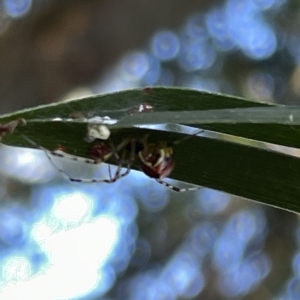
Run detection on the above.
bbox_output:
[1,87,300,213]
[0,87,272,123]
[2,87,298,149]
[116,106,300,149]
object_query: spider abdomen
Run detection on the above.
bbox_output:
[138,144,175,179]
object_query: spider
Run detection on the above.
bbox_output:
[23,129,204,192]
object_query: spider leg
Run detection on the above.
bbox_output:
[67,138,133,183]
[103,138,134,181]
[108,164,113,181]
[106,138,122,181]
[22,135,98,165]
[22,135,132,184]
[103,138,136,182]
[66,154,127,183]
[117,139,136,179]
[107,159,126,183]
[172,129,205,146]
[155,179,201,192]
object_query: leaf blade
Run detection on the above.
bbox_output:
[0,87,273,123]
[3,123,300,213]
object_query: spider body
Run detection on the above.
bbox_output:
[24,130,203,192]
[85,136,199,192]
[137,142,175,179]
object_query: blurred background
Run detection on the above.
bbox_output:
[0,0,299,299]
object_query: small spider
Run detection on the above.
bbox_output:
[25,129,203,192]
[126,131,204,191]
